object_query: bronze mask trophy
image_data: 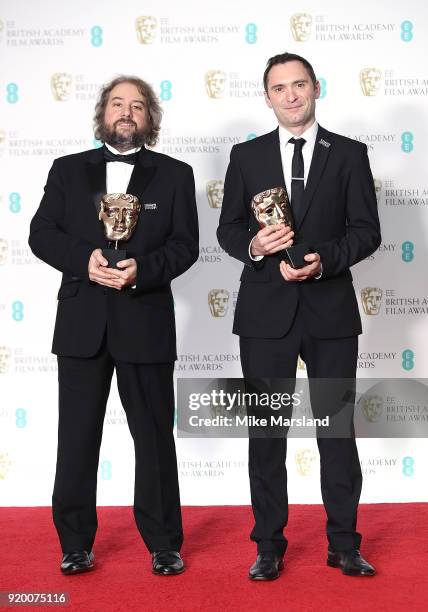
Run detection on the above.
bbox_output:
[251,187,312,268]
[99,193,141,267]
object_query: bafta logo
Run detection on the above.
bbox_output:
[51,73,72,101]
[374,178,382,202]
[295,448,316,476]
[0,345,11,374]
[361,395,383,423]
[205,70,226,99]
[360,68,382,96]
[135,16,157,44]
[290,13,312,42]
[0,238,8,265]
[0,453,11,480]
[206,180,224,208]
[208,289,230,318]
[361,287,382,315]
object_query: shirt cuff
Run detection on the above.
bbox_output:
[314,262,323,280]
[249,236,264,261]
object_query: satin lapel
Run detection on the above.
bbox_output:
[295,126,333,230]
[85,148,107,215]
[264,128,286,190]
[85,148,108,242]
[126,149,157,200]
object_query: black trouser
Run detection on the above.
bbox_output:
[240,310,362,556]
[53,337,182,553]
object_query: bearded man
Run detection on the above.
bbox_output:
[29,75,198,576]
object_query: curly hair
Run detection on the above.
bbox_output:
[93,75,162,147]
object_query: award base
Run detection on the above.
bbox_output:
[102,249,127,269]
[277,243,313,269]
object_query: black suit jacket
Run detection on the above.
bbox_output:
[29,146,199,362]
[217,126,381,339]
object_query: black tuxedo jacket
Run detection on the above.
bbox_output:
[217,126,381,339]
[29,146,199,362]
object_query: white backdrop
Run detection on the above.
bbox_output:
[0,0,427,506]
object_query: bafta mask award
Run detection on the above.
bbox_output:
[251,187,312,269]
[99,193,141,267]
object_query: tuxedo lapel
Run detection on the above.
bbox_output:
[126,148,157,200]
[85,147,107,215]
[262,129,286,190]
[295,126,333,229]
[84,148,108,243]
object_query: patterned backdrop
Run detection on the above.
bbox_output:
[0,0,427,505]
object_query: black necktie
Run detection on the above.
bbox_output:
[289,137,306,219]
[103,146,138,165]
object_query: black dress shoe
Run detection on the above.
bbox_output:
[249,554,284,581]
[152,551,184,575]
[60,551,95,575]
[327,549,375,576]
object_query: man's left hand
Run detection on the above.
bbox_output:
[279,252,321,282]
[114,258,137,289]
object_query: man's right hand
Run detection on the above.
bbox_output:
[250,224,294,257]
[88,248,124,290]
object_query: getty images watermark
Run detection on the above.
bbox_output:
[176,378,428,438]
[187,387,329,430]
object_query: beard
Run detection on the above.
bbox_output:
[100,119,148,151]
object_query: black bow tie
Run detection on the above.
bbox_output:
[103,147,138,165]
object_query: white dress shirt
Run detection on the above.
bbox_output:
[278,120,318,196]
[105,143,141,193]
[104,143,141,288]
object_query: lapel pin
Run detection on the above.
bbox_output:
[144,203,157,210]
[318,139,331,148]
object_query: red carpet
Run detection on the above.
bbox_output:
[1,505,427,612]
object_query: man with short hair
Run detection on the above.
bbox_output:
[29,75,198,576]
[217,53,381,580]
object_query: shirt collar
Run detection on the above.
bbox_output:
[104,142,142,156]
[279,120,319,148]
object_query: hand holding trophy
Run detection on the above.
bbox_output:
[99,193,141,267]
[251,187,312,268]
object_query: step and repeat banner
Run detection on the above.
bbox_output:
[1,0,427,505]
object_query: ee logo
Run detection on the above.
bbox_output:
[91,26,103,47]
[100,460,112,480]
[400,21,413,42]
[401,132,413,153]
[9,193,21,213]
[160,81,172,101]
[402,349,414,371]
[401,241,414,263]
[318,78,327,99]
[16,408,27,428]
[402,456,414,476]
[12,301,24,321]
[245,23,257,44]
[6,83,19,104]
